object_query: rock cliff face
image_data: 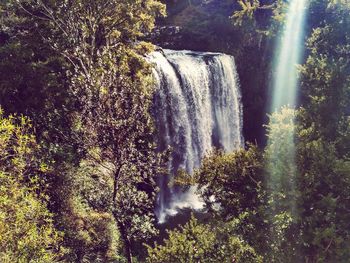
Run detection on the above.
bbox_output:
[148,0,237,50]
[150,0,273,145]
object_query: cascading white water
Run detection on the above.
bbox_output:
[149,49,243,223]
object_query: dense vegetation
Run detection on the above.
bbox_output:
[0,0,350,262]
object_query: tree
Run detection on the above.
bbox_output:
[175,146,271,259]
[265,107,301,262]
[1,1,167,262]
[232,1,350,261]
[0,108,61,262]
[146,215,262,263]
[232,0,285,31]
[177,145,264,220]
[296,1,350,261]
[0,0,75,159]
[53,159,125,262]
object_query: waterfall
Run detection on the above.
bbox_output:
[149,49,243,223]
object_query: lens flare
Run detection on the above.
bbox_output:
[271,0,308,111]
[267,0,308,257]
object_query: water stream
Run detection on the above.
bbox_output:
[149,49,243,223]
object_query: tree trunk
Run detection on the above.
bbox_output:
[112,165,123,203]
[118,221,133,263]
[112,165,133,262]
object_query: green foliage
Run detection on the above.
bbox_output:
[0,1,167,262]
[0,108,61,262]
[0,0,75,161]
[265,107,298,216]
[295,2,350,261]
[264,107,301,262]
[233,0,268,26]
[54,160,124,262]
[232,0,286,34]
[175,146,272,260]
[146,215,262,263]
[177,145,264,220]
